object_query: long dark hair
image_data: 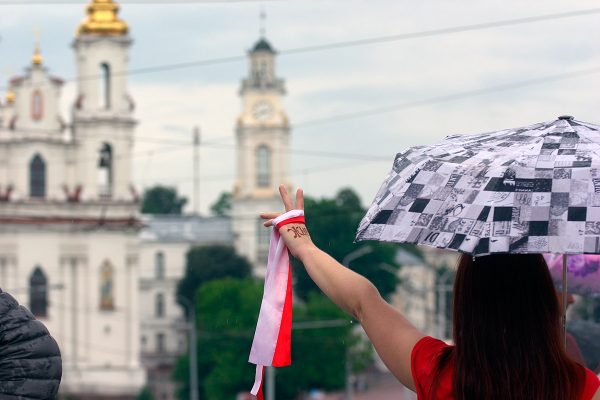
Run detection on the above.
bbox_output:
[432,253,585,400]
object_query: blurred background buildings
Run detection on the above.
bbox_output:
[0,1,341,398]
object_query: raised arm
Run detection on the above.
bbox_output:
[261,185,425,390]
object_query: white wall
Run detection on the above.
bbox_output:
[0,226,145,397]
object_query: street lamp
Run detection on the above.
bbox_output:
[342,246,373,268]
[178,296,199,400]
[436,268,454,340]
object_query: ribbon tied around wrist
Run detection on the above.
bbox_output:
[249,209,305,399]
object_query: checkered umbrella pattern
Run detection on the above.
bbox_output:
[356,117,600,256]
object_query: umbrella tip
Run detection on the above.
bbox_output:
[558,115,574,120]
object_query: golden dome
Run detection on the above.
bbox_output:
[77,0,128,37]
[6,90,15,104]
[32,46,43,66]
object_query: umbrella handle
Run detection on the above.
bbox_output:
[562,254,567,350]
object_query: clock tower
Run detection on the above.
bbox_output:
[232,37,291,275]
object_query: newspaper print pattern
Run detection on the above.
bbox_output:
[356,118,600,256]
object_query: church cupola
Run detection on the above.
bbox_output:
[252,38,275,54]
[77,0,128,37]
[32,45,43,67]
[5,89,15,105]
[247,37,279,89]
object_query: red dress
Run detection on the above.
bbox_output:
[411,336,600,400]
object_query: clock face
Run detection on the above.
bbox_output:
[252,100,274,121]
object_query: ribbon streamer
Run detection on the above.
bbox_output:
[249,209,305,398]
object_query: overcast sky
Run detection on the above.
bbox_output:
[1,0,599,214]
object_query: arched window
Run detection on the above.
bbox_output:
[257,217,270,264]
[256,145,271,187]
[156,332,165,353]
[29,266,48,317]
[252,60,259,81]
[257,217,270,248]
[98,143,113,197]
[99,63,111,109]
[155,251,165,280]
[29,154,46,198]
[155,293,165,318]
[31,90,44,120]
[100,261,115,311]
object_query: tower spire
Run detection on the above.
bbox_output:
[259,4,266,38]
[32,28,43,66]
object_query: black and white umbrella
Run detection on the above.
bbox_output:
[356,116,600,336]
[357,116,600,256]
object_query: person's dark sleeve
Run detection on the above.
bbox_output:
[0,289,62,399]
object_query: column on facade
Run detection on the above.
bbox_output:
[126,252,140,368]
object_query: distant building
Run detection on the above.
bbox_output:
[231,36,292,277]
[0,0,145,398]
[138,215,233,400]
[391,248,458,340]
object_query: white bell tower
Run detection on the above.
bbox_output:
[72,0,135,201]
[232,36,292,275]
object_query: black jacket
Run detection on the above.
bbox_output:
[0,289,62,399]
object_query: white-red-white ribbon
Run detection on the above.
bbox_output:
[249,209,305,398]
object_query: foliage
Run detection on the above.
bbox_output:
[136,387,154,400]
[173,279,370,400]
[141,185,188,215]
[293,187,419,301]
[275,293,370,399]
[174,278,263,400]
[176,245,252,308]
[572,297,600,323]
[210,191,232,216]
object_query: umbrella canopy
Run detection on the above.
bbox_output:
[356,116,600,256]
[544,254,600,297]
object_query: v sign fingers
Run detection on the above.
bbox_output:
[279,184,293,211]
[295,188,304,210]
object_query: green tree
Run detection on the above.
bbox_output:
[176,245,252,308]
[173,279,369,400]
[573,297,600,323]
[174,278,263,400]
[210,192,232,216]
[136,387,154,400]
[141,185,188,215]
[276,293,369,399]
[293,188,419,301]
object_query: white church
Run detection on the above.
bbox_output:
[0,0,295,398]
[0,1,451,399]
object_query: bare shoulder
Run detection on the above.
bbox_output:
[593,387,600,400]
